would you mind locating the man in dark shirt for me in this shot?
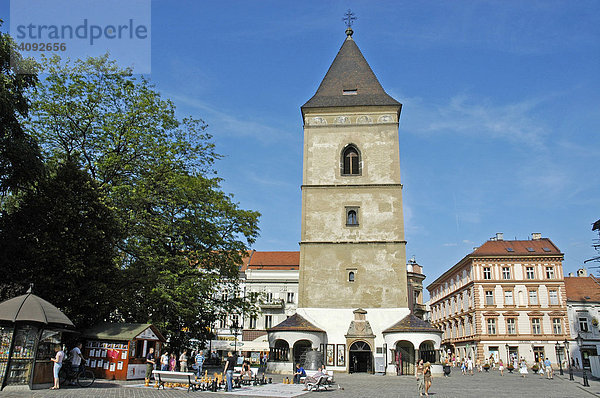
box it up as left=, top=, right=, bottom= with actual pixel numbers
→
left=145, top=347, right=156, bottom=383
left=223, top=351, right=236, bottom=391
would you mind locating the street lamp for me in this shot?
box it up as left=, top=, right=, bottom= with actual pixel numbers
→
left=576, top=333, right=590, bottom=387
left=565, top=338, right=574, bottom=381
left=230, top=320, right=241, bottom=354
left=555, top=341, right=563, bottom=376
left=505, top=344, right=509, bottom=364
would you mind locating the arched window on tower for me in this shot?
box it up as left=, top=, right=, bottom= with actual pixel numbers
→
left=347, top=210, right=358, bottom=225
left=342, top=145, right=360, bottom=175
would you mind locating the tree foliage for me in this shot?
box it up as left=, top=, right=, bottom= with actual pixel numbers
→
left=0, top=20, right=43, bottom=195
left=0, top=161, right=120, bottom=328
left=23, top=55, right=260, bottom=350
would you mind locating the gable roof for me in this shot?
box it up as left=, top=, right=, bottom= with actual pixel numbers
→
left=471, top=238, right=561, bottom=256
left=383, top=314, right=441, bottom=334
left=565, top=276, right=600, bottom=302
left=268, top=313, right=324, bottom=332
left=427, top=237, right=563, bottom=290
left=0, top=291, right=74, bottom=327
left=301, top=35, right=401, bottom=112
left=241, top=251, right=299, bottom=271
left=82, top=322, right=166, bottom=342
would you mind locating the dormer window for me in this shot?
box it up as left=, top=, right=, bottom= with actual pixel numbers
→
left=343, top=89, right=357, bottom=95
left=342, top=145, right=360, bottom=175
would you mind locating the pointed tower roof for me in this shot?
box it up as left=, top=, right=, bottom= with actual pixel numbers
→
left=302, top=34, right=401, bottom=113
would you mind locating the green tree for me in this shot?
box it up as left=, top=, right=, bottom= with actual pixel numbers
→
left=0, top=20, right=43, bottom=195
left=26, top=55, right=260, bottom=349
left=0, top=160, right=121, bottom=328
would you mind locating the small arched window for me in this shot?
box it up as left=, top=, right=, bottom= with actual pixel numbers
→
left=342, top=145, right=360, bottom=175
left=348, top=271, right=355, bottom=282
left=347, top=210, right=358, bottom=225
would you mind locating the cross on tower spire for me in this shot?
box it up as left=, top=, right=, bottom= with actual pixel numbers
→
left=342, top=9, right=357, bottom=37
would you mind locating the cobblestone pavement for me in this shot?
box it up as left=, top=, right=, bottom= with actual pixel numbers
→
left=1, top=369, right=599, bottom=398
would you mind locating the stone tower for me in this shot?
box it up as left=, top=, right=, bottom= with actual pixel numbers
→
left=298, top=29, right=408, bottom=309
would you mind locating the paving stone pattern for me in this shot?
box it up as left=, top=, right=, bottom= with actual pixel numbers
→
left=2, top=368, right=599, bottom=398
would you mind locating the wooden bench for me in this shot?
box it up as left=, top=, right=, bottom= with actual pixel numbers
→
left=152, top=370, right=199, bottom=392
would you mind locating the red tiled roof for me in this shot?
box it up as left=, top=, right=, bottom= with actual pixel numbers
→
left=472, top=238, right=561, bottom=256
left=565, top=276, right=600, bottom=302
left=240, top=251, right=300, bottom=271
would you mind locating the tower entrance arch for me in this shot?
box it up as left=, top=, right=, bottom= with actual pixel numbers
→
left=349, top=341, right=372, bottom=373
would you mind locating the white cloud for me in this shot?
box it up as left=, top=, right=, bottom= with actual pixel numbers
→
left=402, top=93, right=549, bottom=148
left=166, top=93, right=292, bottom=144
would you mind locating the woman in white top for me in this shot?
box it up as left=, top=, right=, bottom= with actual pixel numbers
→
left=519, top=359, right=528, bottom=378
left=50, top=344, right=65, bottom=389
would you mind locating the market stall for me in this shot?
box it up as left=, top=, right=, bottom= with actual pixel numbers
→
left=0, top=288, right=75, bottom=390
left=82, top=323, right=165, bottom=380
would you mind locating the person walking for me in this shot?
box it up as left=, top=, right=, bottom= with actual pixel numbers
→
left=224, top=351, right=236, bottom=392
left=476, top=358, right=482, bottom=372
left=145, top=347, right=156, bottom=384
left=498, top=359, right=504, bottom=376
left=195, top=350, right=205, bottom=378
left=415, top=359, right=425, bottom=397
left=467, top=356, right=474, bottom=375
left=179, top=350, right=188, bottom=372
left=50, top=344, right=64, bottom=390
left=160, top=351, right=169, bottom=371
left=544, top=357, right=553, bottom=379
left=519, top=358, right=528, bottom=378
left=424, top=362, right=432, bottom=397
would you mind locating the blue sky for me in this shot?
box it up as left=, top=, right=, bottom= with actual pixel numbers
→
left=2, top=1, right=599, bottom=293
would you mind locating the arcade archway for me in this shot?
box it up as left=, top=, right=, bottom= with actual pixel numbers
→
left=395, top=341, right=415, bottom=375
left=293, top=340, right=312, bottom=365
left=349, top=341, right=372, bottom=373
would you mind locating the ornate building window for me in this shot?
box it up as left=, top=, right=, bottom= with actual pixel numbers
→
left=553, top=318, right=562, bottom=334
left=483, top=267, right=491, bottom=280
left=546, top=266, right=555, bottom=279
left=529, top=290, right=538, bottom=305
left=342, top=145, right=360, bottom=175
left=531, top=318, right=542, bottom=334
left=502, top=267, right=511, bottom=280
left=487, top=318, right=497, bottom=335
left=485, top=290, right=494, bottom=306
left=504, top=290, right=514, bottom=306
left=526, top=266, right=535, bottom=279
left=506, top=318, right=516, bottom=334
left=579, top=317, right=589, bottom=332
left=549, top=290, right=559, bottom=305
left=265, top=315, right=273, bottom=329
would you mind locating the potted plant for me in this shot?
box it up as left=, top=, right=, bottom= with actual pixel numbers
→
left=483, top=363, right=490, bottom=372
left=531, top=364, right=539, bottom=373
left=507, top=364, right=514, bottom=373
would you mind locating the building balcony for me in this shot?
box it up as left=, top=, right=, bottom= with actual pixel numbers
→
left=260, top=299, right=285, bottom=309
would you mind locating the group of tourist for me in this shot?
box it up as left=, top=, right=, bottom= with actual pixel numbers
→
left=415, top=359, right=432, bottom=396
left=49, top=342, right=86, bottom=390
left=144, top=347, right=214, bottom=383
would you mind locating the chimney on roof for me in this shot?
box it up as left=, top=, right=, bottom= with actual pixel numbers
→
left=496, top=233, right=504, bottom=241
left=532, top=233, right=542, bottom=240
left=569, top=272, right=574, bottom=277
left=577, top=268, right=588, bottom=277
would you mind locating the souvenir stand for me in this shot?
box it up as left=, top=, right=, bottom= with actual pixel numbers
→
left=82, top=323, right=165, bottom=380
left=0, top=288, right=75, bottom=390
